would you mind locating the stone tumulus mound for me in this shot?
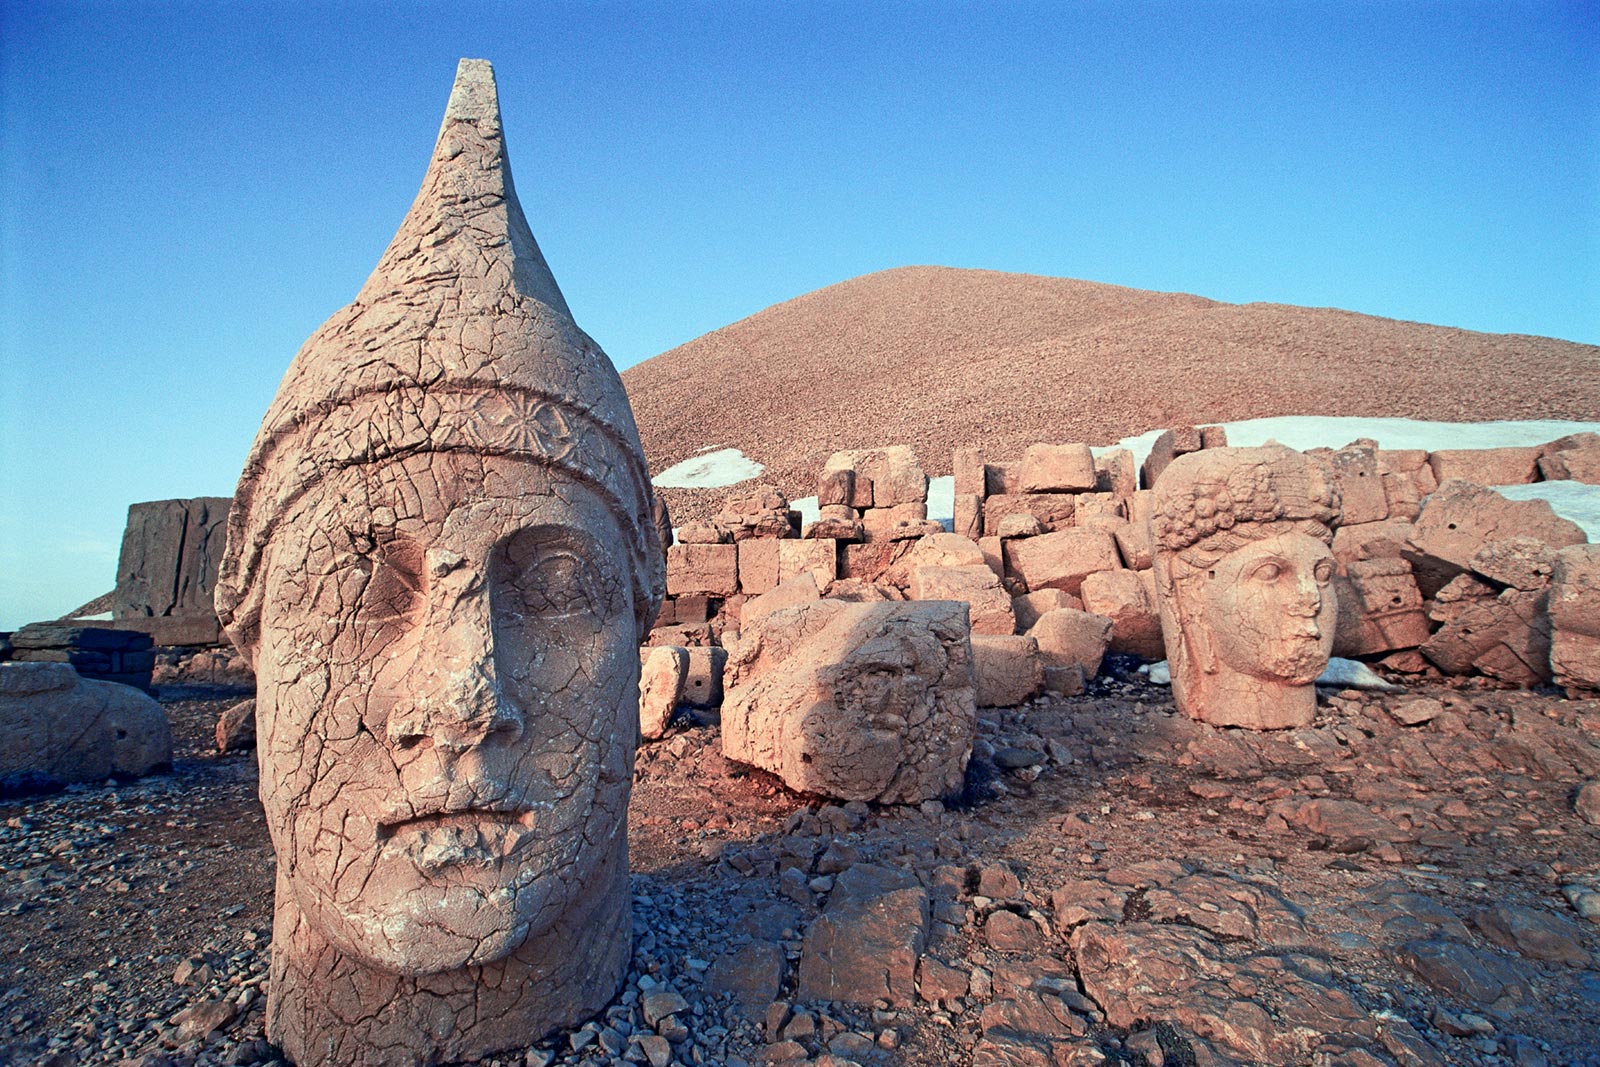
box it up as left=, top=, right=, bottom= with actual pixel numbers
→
left=1151, top=444, right=1342, bottom=730
left=0, top=662, right=171, bottom=794
left=212, top=59, right=663, bottom=1067
left=721, top=599, right=976, bottom=803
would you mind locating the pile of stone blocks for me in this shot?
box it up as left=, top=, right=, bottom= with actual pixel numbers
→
left=811, top=446, right=942, bottom=544
left=4, top=624, right=156, bottom=691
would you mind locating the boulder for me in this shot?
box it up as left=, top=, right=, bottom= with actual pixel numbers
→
left=215, top=698, right=257, bottom=753
left=1078, top=569, right=1164, bottom=660
left=1028, top=609, right=1112, bottom=677
left=1002, top=528, right=1120, bottom=595
left=1421, top=588, right=1552, bottom=686
left=1011, top=589, right=1084, bottom=633
left=0, top=662, right=171, bottom=792
left=1018, top=443, right=1096, bottom=493
left=910, top=565, right=1017, bottom=635
left=971, top=635, right=1043, bottom=707
left=638, top=646, right=689, bottom=741
left=721, top=600, right=975, bottom=803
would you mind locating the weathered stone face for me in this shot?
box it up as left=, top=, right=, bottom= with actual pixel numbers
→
left=213, top=58, right=661, bottom=1066
left=1151, top=445, right=1342, bottom=730
left=254, top=452, right=636, bottom=976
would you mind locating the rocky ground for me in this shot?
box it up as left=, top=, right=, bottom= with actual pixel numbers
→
left=3, top=667, right=1599, bottom=1067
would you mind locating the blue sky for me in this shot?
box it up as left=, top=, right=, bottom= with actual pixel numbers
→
left=1, top=1, right=1596, bottom=630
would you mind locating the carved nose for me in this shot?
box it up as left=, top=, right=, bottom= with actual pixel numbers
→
left=386, top=625, right=524, bottom=753
left=1287, top=574, right=1323, bottom=623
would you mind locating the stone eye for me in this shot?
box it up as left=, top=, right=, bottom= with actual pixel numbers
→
left=1314, top=559, right=1335, bottom=583
left=360, top=541, right=425, bottom=626
left=1251, top=562, right=1282, bottom=582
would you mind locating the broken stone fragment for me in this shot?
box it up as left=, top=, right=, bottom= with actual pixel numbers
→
left=1027, top=608, right=1113, bottom=677
left=1421, top=587, right=1552, bottom=686
left=1078, top=569, right=1164, bottom=660
left=910, top=564, right=1017, bottom=635
left=1010, top=588, right=1083, bottom=633
left=721, top=599, right=975, bottom=803
left=1550, top=544, right=1600, bottom=693
left=1406, top=480, right=1585, bottom=595
left=796, top=864, right=930, bottom=1007
left=1332, top=557, right=1431, bottom=657
left=639, top=646, right=689, bottom=741
left=1139, top=425, right=1204, bottom=491
left=1428, top=447, right=1541, bottom=486
left=741, top=572, right=822, bottom=627
left=1018, top=443, right=1097, bottom=493
left=971, top=634, right=1044, bottom=707
left=214, top=698, right=256, bottom=754
left=1002, top=528, right=1120, bottom=596
left=983, top=493, right=1076, bottom=535
left=0, top=662, right=172, bottom=791
left=824, top=446, right=928, bottom=507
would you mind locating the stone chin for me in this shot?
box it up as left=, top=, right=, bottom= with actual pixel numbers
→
left=286, top=833, right=575, bottom=975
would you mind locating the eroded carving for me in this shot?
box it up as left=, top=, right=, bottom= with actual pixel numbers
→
left=214, top=59, right=662, bottom=1066
left=1150, top=445, right=1342, bottom=730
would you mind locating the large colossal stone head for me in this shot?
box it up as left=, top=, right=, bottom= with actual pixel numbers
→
left=215, top=59, right=662, bottom=1066
left=1149, top=445, right=1341, bottom=730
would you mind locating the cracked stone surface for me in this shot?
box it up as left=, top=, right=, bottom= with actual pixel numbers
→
left=1151, top=445, right=1343, bottom=730
left=210, top=58, right=663, bottom=1066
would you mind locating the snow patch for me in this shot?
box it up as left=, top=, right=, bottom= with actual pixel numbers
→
left=1141, top=657, right=1401, bottom=692
left=1492, top=482, right=1600, bottom=540
left=653, top=448, right=765, bottom=489
left=1097, top=417, right=1599, bottom=469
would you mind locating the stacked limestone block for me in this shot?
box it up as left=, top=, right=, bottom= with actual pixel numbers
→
left=811, top=446, right=942, bottom=549
left=5, top=624, right=156, bottom=691
left=1550, top=545, right=1600, bottom=694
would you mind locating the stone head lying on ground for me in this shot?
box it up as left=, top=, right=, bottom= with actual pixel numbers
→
left=212, top=58, right=662, bottom=1067
left=1151, top=443, right=1343, bottom=730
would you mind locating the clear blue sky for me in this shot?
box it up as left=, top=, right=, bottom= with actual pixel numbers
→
left=1, top=1, right=1596, bottom=630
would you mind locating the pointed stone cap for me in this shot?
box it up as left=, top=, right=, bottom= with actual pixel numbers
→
left=359, top=57, right=571, bottom=318
left=216, top=59, right=663, bottom=652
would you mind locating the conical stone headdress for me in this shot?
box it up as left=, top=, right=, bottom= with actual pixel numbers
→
left=216, top=59, right=663, bottom=651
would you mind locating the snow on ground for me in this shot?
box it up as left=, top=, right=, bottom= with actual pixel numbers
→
left=1096, top=416, right=1600, bottom=470
left=1142, top=657, right=1401, bottom=692
left=653, top=448, right=765, bottom=489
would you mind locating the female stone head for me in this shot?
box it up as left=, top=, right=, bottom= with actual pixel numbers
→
left=1150, top=444, right=1342, bottom=729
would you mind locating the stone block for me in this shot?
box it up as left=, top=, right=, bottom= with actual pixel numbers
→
left=983, top=493, right=1076, bottom=534
left=825, top=446, right=928, bottom=507
left=778, top=539, right=837, bottom=588
left=971, top=634, right=1043, bottom=707
left=1332, top=518, right=1415, bottom=569
left=910, top=565, right=1016, bottom=635
left=1011, top=589, right=1084, bottom=632
left=1553, top=631, right=1600, bottom=694
left=683, top=646, right=729, bottom=709
left=1329, top=445, right=1388, bottom=525
left=978, top=536, right=1005, bottom=581
left=1428, top=447, right=1541, bottom=486
left=678, top=521, right=732, bottom=544
left=737, top=538, right=781, bottom=596
left=817, top=469, right=856, bottom=508
left=1028, top=609, right=1113, bottom=677
left=1470, top=536, right=1557, bottom=590
left=1199, top=425, right=1229, bottom=449
left=984, top=461, right=1021, bottom=497
left=742, top=573, right=823, bottom=627
left=1003, top=528, right=1121, bottom=595
left=666, top=543, right=739, bottom=597
left=1079, top=569, right=1164, bottom=660
left=797, top=864, right=930, bottom=1007
left=840, top=540, right=914, bottom=583
left=803, top=517, right=865, bottom=542
left=1550, top=544, right=1600, bottom=639
left=639, top=646, right=688, bottom=741
left=1139, top=426, right=1203, bottom=491
left=1019, top=443, right=1096, bottom=493
left=953, top=493, right=982, bottom=540
left=862, top=502, right=930, bottom=541
left=1094, top=448, right=1137, bottom=497
left=878, top=533, right=986, bottom=588
left=105, top=616, right=223, bottom=647
left=113, top=496, right=231, bottom=621
left=953, top=446, right=987, bottom=497
left=1406, top=480, right=1586, bottom=595
left=1332, top=558, right=1432, bottom=658
left=1538, top=434, right=1600, bottom=484
left=672, top=594, right=711, bottom=624
left=1075, top=492, right=1126, bottom=522
left=1421, top=588, right=1551, bottom=686
left=722, top=600, right=976, bottom=803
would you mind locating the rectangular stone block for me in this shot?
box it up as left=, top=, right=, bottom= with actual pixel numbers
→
left=1199, top=425, right=1229, bottom=449
left=683, top=645, right=729, bottom=709
left=1019, top=443, right=1097, bottom=493
left=953, top=493, right=983, bottom=540
left=1111, top=518, right=1153, bottom=571
left=1428, top=447, right=1541, bottom=486
left=113, top=496, right=231, bottom=620
left=779, top=539, right=837, bottom=588
left=910, top=564, right=1016, bottom=636
left=1011, top=588, right=1083, bottom=632
left=817, top=469, right=855, bottom=508
left=1094, top=448, right=1137, bottom=497
left=1078, top=568, right=1164, bottom=661
left=984, top=462, right=1021, bottom=498
left=861, top=504, right=929, bottom=542
left=1329, top=446, right=1388, bottom=525
left=666, top=543, right=739, bottom=597
left=1003, top=528, right=1121, bottom=596
left=737, top=538, right=781, bottom=596
left=825, top=447, right=927, bottom=506
left=1331, top=518, right=1415, bottom=570
left=105, top=616, right=223, bottom=647
left=1140, top=426, right=1203, bottom=491
left=841, top=540, right=913, bottom=583
left=953, top=447, right=987, bottom=498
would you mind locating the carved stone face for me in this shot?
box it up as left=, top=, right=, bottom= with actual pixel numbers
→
left=254, top=452, right=635, bottom=976
left=1202, top=532, right=1337, bottom=685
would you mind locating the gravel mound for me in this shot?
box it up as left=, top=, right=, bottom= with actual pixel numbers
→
left=621, top=266, right=1600, bottom=520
